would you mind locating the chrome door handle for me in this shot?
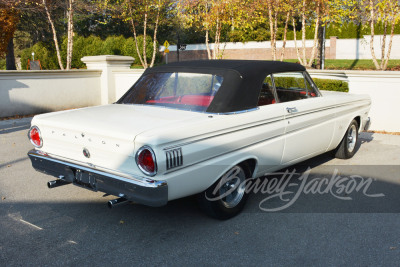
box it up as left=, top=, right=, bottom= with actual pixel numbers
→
left=286, top=107, right=298, bottom=113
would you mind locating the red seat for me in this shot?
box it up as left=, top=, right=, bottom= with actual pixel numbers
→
left=179, top=95, right=214, bottom=107
left=146, top=95, right=214, bottom=107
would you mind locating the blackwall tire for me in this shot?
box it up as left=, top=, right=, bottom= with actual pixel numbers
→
left=334, top=119, right=359, bottom=159
left=197, top=164, right=251, bottom=220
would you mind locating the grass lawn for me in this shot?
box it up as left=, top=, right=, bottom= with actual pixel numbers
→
left=324, top=59, right=400, bottom=70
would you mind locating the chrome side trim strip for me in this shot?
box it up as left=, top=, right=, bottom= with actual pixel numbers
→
left=163, top=116, right=285, bottom=150
left=164, top=131, right=285, bottom=175
left=163, top=100, right=370, bottom=151
left=164, top=101, right=370, bottom=174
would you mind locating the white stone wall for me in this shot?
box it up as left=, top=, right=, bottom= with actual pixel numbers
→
left=0, top=70, right=102, bottom=118
left=1, top=56, right=398, bottom=132
left=162, top=34, right=400, bottom=60
left=335, top=35, right=400, bottom=60
left=309, top=70, right=400, bottom=132
left=162, top=39, right=331, bottom=52
left=113, top=69, right=145, bottom=100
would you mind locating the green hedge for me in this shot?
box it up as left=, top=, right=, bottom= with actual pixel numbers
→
left=270, top=76, right=349, bottom=93
left=229, top=21, right=400, bottom=42
left=20, top=35, right=160, bottom=69
left=0, top=58, right=5, bottom=69
left=21, top=42, right=59, bottom=70
left=313, top=78, right=349, bottom=92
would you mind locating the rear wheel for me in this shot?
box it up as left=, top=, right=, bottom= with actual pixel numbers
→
left=334, top=119, right=359, bottom=159
left=197, top=164, right=251, bottom=220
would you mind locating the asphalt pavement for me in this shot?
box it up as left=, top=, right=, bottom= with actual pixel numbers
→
left=0, top=117, right=399, bottom=266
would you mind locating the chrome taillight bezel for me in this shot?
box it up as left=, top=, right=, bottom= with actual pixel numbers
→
left=135, top=146, right=157, bottom=176
left=28, top=125, right=43, bottom=148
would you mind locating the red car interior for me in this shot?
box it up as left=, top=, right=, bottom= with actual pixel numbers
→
left=146, top=95, right=214, bottom=107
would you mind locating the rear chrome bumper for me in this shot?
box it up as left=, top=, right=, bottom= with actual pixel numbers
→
left=27, top=149, right=168, bottom=207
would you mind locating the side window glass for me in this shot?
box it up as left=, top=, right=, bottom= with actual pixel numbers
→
left=258, top=74, right=276, bottom=106
left=273, top=72, right=314, bottom=103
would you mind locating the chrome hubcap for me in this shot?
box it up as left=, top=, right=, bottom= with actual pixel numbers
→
left=219, top=166, right=246, bottom=208
left=347, top=125, right=357, bottom=153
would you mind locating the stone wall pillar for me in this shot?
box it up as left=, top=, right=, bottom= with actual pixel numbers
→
left=329, top=37, right=337, bottom=60
left=81, top=55, right=134, bottom=104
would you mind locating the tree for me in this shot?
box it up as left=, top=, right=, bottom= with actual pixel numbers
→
left=66, top=0, right=75, bottom=69
left=253, top=0, right=294, bottom=61
left=182, top=0, right=242, bottom=59
left=22, top=0, right=77, bottom=70
left=0, top=3, right=19, bottom=69
left=101, top=0, right=167, bottom=69
left=42, top=0, right=64, bottom=69
left=279, top=0, right=294, bottom=61
left=361, top=0, right=400, bottom=70
left=292, top=0, right=326, bottom=67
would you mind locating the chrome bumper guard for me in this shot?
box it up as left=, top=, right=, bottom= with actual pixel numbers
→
left=28, top=149, right=168, bottom=207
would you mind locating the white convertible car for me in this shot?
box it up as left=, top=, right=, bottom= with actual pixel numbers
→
left=28, top=60, right=371, bottom=219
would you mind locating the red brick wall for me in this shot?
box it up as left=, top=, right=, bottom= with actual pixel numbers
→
left=162, top=37, right=337, bottom=63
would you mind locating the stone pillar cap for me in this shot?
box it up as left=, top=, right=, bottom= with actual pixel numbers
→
left=81, top=55, right=135, bottom=63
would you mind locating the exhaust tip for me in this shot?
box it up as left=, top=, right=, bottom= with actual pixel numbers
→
left=47, top=180, right=57, bottom=188
left=47, top=179, right=69, bottom=188
left=108, top=198, right=128, bottom=209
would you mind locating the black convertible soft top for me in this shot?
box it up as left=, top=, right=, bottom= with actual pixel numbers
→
left=143, top=60, right=306, bottom=113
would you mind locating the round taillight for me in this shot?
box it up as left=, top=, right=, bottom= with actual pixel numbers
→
left=29, top=126, right=43, bottom=148
left=136, top=146, right=157, bottom=176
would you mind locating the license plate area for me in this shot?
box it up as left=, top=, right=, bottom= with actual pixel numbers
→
left=74, top=169, right=97, bottom=190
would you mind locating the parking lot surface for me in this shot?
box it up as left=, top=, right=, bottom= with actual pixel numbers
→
left=1, top=117, right=399, bottom=266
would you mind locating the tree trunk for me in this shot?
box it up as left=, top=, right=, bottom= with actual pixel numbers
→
left=307, top=2, right=320, bottom=67
left=293, top=18, right=304, bottom=65
left=383, top=19, right=396, bottom=70
left=301, top=0, right=307, bottom=65
left=142, top=12, right=148, bottom=69
left=43, top=0, right=64, bottom=70
left=369, top=0, right=381, bottom=70
left=380, top=18, right=387, bottom=69
left=273, top=11, right=278, bottom=60
left=205, top=29, right=211, bottom=60
left=268, top=2, right=276, bottom=60
left=128, top=2, right=145, bottom=67
left=66, top=0, right=74, bottom=70
left=213, top=18, right=220, bottom=59
left=280, top=11, right=290, bottom=61
left=150, top=7, right=160, bottom=68
left=6, top=37, right=16, bottom=70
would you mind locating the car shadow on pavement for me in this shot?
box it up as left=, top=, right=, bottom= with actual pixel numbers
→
left=0, top=118, right=32, bottom=135
left=246, top=165, right=400, bottom=214
left=359, top=131, right=374, bottom=144
left=0, top=157, right=29, bottom=169
left=0, top=167, right=399, bottom=265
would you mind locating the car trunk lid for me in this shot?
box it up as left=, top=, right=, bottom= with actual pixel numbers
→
left=32, top=104, right=203, bottom=174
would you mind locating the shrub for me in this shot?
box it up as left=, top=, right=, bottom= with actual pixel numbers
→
left=20, top=42, right=58, bottom=70
left=313, top=78, right=349, bottom=92
left=83, top=35, right=103, bottom=56
left=0, top=58, right=5, bottom=70
left=101, top=35, right=126, bottom=55
left=20, top=35, right=161, bottom=69
left=122, top=35, right=160, bottom=65
left=268, top=76, right=349, bottom=93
